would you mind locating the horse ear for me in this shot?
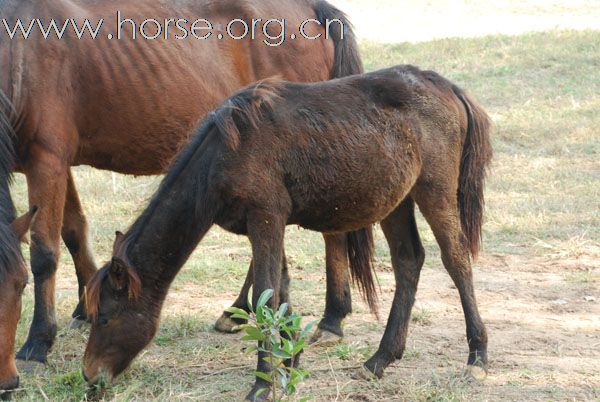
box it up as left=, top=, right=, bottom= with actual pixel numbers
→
left=108, top=257, right=129, bottom=291
left=113, top=231, right=125, bottom=254
left=108, top=256, right=141, bottom=299
left=11, top=206, right=39, bottom=244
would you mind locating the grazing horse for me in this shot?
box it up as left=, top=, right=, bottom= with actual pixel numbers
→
left=83, top=64, right=493, bottom=401
left=0, top=94, right=37, bottom=396
left=0, top=0, right=366, bottom=364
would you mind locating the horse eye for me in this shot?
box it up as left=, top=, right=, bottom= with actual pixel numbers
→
left=98, top=317, right=109, bottom=326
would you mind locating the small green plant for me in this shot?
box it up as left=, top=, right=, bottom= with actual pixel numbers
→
left=226, top=289, right=314, bottom=401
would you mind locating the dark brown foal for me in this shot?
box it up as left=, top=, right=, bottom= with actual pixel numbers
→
left=82, top=64, right=492, bottom=401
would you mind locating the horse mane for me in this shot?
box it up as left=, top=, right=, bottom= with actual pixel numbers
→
left=212, top=78, right=284, bottom=151
left=0, top=90, right=21, bottom=281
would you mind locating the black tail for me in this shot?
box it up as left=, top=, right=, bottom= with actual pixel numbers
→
left=347, top=227, right=378, bottom=316
left=452, top=85, right=493, bottom=259
left=313, top=0, right=364, bottom=78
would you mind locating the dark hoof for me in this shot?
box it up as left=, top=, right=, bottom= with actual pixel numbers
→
left=15, top=359, right=44, bottom=375
left=363, top=355, right=387, bottom=379
left=214, top=314, right=244, bottom=334
left=245, top=384, right=270, bottom=401
left=466, top=364, right=488, bottom=381
left=68, top=317, right=89, bottom=330
left=1, top=390, right=14, bottom=401
left=16, top=340, right=50, bottom=364
left=309, top=328, right=343, bottom=346
left=352, top=365, right=380, bottom=381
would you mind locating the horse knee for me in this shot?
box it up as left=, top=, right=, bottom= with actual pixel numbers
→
left=30, top=238, right=58, bottom=279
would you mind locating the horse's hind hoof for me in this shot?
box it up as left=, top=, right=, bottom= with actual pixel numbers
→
left=466, top=364, right=487, bottom=381
left=214, top=314, right=243, bottom=334
left=352, top=365, right=379, bottom=381
left=309, top=328, right=343, bottom=346
left=68, top=317, right=89, bottom=330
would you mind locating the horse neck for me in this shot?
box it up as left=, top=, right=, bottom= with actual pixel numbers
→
left=124, top=132, right=221, bottom=291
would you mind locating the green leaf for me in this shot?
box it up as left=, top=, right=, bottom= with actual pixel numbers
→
left=292, top=340, right=305, bottom=355
left=244, top=345, right=258, bottom=355
left=257, top=289, right=274, bottom=309
left=242, top=326, right=265, bottom=341
left=300, top=320, right=317, bottom=339
left=271, top=348, right=292, bottom=359
left=247, top=286, right=254, bottom=312
left=254, top=371, right=273, bottom=383
left=276, top=303, right=289, bottom=319
left=282, top=338, right=294, bottom=355
left=224, top=307, right=249, bottom=318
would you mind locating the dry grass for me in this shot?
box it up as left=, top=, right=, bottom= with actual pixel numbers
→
left=7, top=22, right=599, bottom=402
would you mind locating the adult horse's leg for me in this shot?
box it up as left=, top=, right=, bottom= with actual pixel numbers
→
left=363, top=199, right=425, bottom=378
left=246, top=211, right=285, bottom=402
left=310, top=233, right=351, bottom=345
left=62, top=170, right=97, bottom=328
left=16, top=149, right=68, bottom=363
left=416, top=192, right=488, bottom=379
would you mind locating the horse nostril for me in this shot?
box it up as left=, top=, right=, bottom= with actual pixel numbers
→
left=82, top=369, right=89, bottom=383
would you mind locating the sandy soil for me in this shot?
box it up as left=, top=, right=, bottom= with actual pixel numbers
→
left=147, top=252, right=600, bottom=401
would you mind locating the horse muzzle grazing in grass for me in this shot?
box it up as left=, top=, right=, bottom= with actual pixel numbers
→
left=83, top=64, right=492, bottom=401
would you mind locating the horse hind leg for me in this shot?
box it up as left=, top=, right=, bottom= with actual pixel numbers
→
left=415, top=190, right=488, bottom=379
left=310, top=233, right=351, bottom=346
left=363, top=198, right=425, bottom=378
left=61, top=170, right=98, bottom=329
left=214, top=261, right=254, bottom=333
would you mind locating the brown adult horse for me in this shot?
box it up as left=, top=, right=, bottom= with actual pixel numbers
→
left=0, top=93, right=37, bottom=397
left=83, top=64, right=493, bottom=400
left=0, top=0, right=366, bottom=364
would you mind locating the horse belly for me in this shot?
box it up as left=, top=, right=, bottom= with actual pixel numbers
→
left=288, top=153, right=420, bottom=233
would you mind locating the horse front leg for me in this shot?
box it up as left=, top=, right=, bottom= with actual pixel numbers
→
left=16, top=147, right=68, bottom=363
left=62, top=170, right=97, bottom=328
left=245, top=211, right=285, bottom=402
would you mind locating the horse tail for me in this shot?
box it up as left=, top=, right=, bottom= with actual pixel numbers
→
left=347, top=228, right=378, bottom=316
left=313, top=1, right=364, bottom=78
left=452, top=85, right=493, bottom=259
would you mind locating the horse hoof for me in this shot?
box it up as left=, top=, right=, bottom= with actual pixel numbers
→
left=309, top=328, right=343, bottom=346
left=16, top=341, right=49, bottom=364
left=214, top=314, right=243, bottom=334
left=245, top=385, right=269, bottom=401
left=15, top=359, right=44, bottom=375
left=352, top=365, right=379, bottom=381
left=68, top=317, right=89, bottom=330
left=466, top=365, right=487, bottom=381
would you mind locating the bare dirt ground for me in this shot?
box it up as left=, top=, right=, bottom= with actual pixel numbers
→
left=149, top=251, right=600, bottom=401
